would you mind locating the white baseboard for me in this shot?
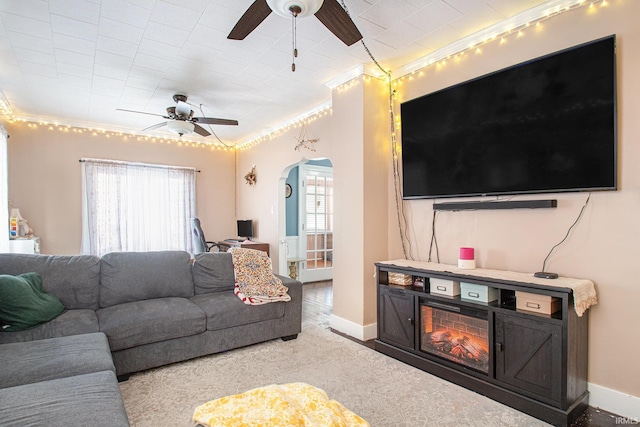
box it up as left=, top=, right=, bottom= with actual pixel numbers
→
left=329, top=315, right=377, bottom=341
left=589, top=382, right=640, bottom=420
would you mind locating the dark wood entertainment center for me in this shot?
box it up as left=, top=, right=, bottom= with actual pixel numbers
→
left=375, top=260, right=593, bottom=427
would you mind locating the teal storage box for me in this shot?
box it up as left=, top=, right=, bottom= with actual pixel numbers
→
left=460, top=282, right=498, bottom=303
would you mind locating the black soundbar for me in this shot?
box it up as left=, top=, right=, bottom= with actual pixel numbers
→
left=433, top=199, right=557, bottom=211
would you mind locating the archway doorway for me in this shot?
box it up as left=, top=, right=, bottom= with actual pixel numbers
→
left=278, top=159, right=333, bottom=284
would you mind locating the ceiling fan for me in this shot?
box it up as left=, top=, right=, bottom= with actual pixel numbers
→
left=228, top=0, right=363, bottom=46
left=116, top=94, right=238, bottom=137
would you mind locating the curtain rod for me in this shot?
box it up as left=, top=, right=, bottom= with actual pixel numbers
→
left=79, top=158, right=200, bottom=173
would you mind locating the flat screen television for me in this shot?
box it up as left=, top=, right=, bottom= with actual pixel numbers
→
left=400, top=35, right=617, bottom=200
left=237, top=220, right=253, bottom=240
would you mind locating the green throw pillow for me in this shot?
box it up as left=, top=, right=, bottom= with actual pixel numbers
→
left=0, top=273, right=65, bottom=332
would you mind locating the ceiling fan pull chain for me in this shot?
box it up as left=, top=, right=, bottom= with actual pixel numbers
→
left=291, top=13, right=298, bottom=72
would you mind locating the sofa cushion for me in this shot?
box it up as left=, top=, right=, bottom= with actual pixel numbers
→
left=0, top=333, right=115, bottom=389
left=191, top=291, right=286, bottom=331
left=0, top=273, right=65, bottom=331
left=97, top=297, right=206, bottom=351
left=0, top=254, right=100, bottom=310
left=0, top=371, right=129, bottom=427
left=192, top=252, right=235, bottom=294
left=0, top=309, right=99, bottom=345
left=100, top=251, right=194, bottom=308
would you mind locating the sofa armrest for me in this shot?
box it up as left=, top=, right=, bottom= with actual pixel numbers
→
left=275, top=275, right=302, bottom=336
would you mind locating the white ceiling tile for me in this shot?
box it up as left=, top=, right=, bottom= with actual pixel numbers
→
left=443, top=4, right=504, bottom=39
left=375, top=21, right=424, bottom=50
left=56, top=62, right=94, bottom=79
left=93, top=63, right=131, bottom=80
left=187, top=24, right=230, bottom=51
left=138, top=38, right=180, bottom=59
left=50, top=14, right=98, bottom=41
left=98, top=18, right=145, bottom=44
left=49, top=0, right=101, bottom=24
left=359, top=0, right=420, bottom=30
left=101, top=0, right=153, bottom=29
left=126, top=0, right=158, bottom=10
left=0, top=1, right=50, bottom=22
left=126, top=75, right=162, bottom=91
left=14, top=48, right=56, bottom=66
left=2, top=14, right=52, bottom=39
left=199, top=3, right=247, bottom=34
left=95, top=51, right=135, bottom=70
left=150, top=1, right=202, bottom=28
left=52, top=33, right=96, bottom=55
left=444, top=0, right=491, bottom=14
left=133, top=52, right=175, bottom=72
left=58, top=74, right=92, bottom=91
left=8, top=32, right=55, bottom=54
left=142, top=20, right=190, bottom=47
left=55, top=49, right=94, bottom=68
left=97, top=36, right=138, bottom=58
left=405, top=0, right=463, bottom=33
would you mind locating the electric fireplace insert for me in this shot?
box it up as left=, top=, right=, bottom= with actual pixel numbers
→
left=420, top=299, right=489, bottom=373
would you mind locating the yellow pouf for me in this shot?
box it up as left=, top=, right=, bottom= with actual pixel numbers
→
left=193, top=382, right=369, bottom=427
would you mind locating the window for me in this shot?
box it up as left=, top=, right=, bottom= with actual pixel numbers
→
left=81, top=158, right=196, bottom=257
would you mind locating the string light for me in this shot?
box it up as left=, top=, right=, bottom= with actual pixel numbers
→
left=236, top=105, right=333, bottom=150
left=393, top=0, right=612, bottom=83
left=12, top=119, right=235, bottom=152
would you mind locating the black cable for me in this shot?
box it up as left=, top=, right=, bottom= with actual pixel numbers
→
left=338, top=0, right=416, bottom=260
left=540, top=193, right=591, bottom=272
left=428, top=209, right=439, bottom=263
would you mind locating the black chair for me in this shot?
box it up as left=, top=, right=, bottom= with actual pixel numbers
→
left=191, top=218, right=220, bottom=254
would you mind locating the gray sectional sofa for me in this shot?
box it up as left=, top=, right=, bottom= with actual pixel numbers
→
left=0, top=250, right=302, bottom=426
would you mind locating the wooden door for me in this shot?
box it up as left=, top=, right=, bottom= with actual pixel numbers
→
left=379, top=286, right=415, bottom=350
left=494, top=313, right=563, bottom=404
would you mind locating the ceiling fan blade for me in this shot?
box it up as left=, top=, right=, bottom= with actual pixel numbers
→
left=141, top=122, right=168, bottom=132
left=193, top=117, right=239, bottom=126
left=228, top=0, right=272, bottom=40
left=193, top=124, right=211, bottom=137
left=116, top=108, right=167, bottom=118
left=314, top=0, right=363, bottom=46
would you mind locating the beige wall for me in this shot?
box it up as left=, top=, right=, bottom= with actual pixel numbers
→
left=4, top=122, right=236, bottom=254
left=391, top=3, right=640, bottom=398
left=236, top=76, right=389, bottom=333
left=235, top=114, right=335, bottom=272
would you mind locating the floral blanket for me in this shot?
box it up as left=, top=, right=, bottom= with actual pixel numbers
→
left=193, top=382, right=370, bottom=427
left=230, top=247, right=291, bottom=305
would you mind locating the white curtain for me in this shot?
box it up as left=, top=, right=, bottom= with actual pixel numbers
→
left=81, top=158, right=196, bottom=257
left=0, top=125, right=8, bottom=253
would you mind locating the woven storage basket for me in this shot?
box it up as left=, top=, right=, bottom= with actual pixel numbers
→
left=389, top=272, right=413, bottom=286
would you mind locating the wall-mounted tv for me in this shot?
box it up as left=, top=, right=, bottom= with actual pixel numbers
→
left=400, top=35, right=617, bottom=200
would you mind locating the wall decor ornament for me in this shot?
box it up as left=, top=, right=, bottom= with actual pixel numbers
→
left=245, top=165, right=257, bottom=185
left=294, top=124, right=318, bottom=152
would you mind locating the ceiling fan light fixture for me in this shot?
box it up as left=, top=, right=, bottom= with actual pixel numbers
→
left=266, top=0, right=324, bottom=18
left=167, top=120, right=195, bottom=136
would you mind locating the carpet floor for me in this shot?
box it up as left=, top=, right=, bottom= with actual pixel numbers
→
left=119, top=324, right=552, bottom=426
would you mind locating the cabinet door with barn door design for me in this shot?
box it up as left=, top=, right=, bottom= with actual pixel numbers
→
left=378, top=286, right=415, bottom=351
left=494, top=312, right=563, bottom=406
